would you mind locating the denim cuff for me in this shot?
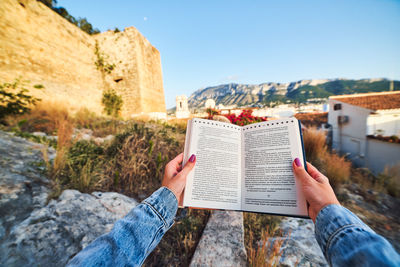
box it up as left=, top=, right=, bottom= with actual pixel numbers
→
left=143, top=187, right=178, bottom=228
left=315, top=204, right=372, bottom=258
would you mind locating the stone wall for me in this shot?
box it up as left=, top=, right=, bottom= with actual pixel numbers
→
left=96, top=28, right=165, bottom=117
left=0, top=0, right=166, bottom=118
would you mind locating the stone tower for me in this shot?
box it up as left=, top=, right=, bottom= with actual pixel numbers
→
left=0, top=0, right=166, bottom=119
left=176, top=95, right=190, bottom=119
left=95, top=28, right=166, bottom=119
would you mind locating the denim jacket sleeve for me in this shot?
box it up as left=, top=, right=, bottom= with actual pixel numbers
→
left=315, top=204, right=400, bottom=267
left=67, top=187, right=178, bottom=267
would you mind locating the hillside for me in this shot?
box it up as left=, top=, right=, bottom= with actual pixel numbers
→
left=187, top=78, right=400, bottom=109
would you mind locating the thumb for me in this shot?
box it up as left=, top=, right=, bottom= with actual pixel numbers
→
left=292, top=158, right=314, bottom=186
left=177, top=154, right=196, bottom=179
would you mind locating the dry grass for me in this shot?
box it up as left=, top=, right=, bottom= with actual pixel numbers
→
left=91, top=123, right=184, bottom=199
left=51, top=118, right=74, bottom=177
left=166, top=118, right=189, bottom=131
left=303, top=128, right=351, bottom=189
left=302, top=127, right=327, bottom=164
left=248, top=228, right=288, bottom=267
left=4, top=102, right=209, bottom=266
left=380, top=164, right=400, bottom=197
left=144, top=209, right=210, bottom=267
left=5, top=101, right=71, bottom=135
left=244, top=212, right=284, bottom=267
left=74, top=107, right=122, bottom=137
left=73, top=108, right=99, bottom=128
left=247, top=226, right=290, bottom=267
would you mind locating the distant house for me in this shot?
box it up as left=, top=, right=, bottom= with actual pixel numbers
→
left=328, top=91, right=400, bottom=174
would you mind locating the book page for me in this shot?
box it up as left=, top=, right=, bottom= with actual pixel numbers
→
left=241, top=119, right=308, bottom=216
left=183, top=119, right=242, bottom=210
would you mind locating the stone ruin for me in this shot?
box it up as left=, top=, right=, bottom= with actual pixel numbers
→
left=0, top=0, right=166, bottom=119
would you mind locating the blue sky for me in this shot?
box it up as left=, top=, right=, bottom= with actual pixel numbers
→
left=58, top=0, right=400, bottom=108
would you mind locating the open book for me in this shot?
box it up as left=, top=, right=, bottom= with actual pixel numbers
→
left=182, top=118, right=309, bottom=218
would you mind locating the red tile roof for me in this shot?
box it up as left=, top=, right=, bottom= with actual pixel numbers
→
left=330, top=91, right=400, bottom=111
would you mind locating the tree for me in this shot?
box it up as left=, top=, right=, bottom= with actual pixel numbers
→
left=37, top=0, right=57, bottom=8
left=101, top=89, right=123, bottom=118
left=38, top=0, right=100, bottom=35
left=77, top=18, right=100, bottom=35
left=0, top=79, right=42, bottom=122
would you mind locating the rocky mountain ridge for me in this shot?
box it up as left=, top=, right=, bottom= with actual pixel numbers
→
left=187, top=78, right=399, bottom=109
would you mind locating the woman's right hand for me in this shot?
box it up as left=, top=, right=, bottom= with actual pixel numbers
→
left=292, top=158, right=340, bottom=222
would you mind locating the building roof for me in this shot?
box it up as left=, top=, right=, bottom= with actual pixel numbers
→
left=330, top=91, right=400, bottom=111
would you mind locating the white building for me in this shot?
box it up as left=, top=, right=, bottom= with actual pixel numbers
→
left=205, top=99, right=216, bottom=109
left=328, top=91, right=400, bottom=174
left=175, top=95, right=190, bottom=119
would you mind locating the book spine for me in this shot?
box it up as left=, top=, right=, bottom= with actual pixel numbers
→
left=298, top=120, right=308, bottom=172
left=183, top=120, right=192, bottom=166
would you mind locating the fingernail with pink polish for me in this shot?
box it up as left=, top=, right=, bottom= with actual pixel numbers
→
left=189, top=154, right=196, bottom=163
left=294, top=158, right=302, bottom=167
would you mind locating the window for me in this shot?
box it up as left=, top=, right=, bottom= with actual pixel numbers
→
left=334, top=103, right=342, bottom=110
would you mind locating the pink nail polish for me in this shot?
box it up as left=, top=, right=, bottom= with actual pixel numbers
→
left=189, top=154, right=196, bottom=163
left=294, top=158, right=302, bottom=167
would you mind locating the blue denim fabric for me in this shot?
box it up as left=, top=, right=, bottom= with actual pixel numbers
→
left=68, top=189, right=399, bottom=267
left=67, top=187, right=178, bottom=267
left=315, top=204, right=400, bottom=267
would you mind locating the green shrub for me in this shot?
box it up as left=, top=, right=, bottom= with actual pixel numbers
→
left=51, top=121, right=185, bottom=200
left=56, top=140, right=104, bottom=192
left=102, top=123, right=181, bottom=199
left=101, top=89, right=123, bottom=117
left=94, top=42, right=116, bottom=74
left=0, top=79, right=42, bottom=122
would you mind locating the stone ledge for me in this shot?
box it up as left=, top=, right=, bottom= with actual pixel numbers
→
left=190, top=210, right=247, bottom=267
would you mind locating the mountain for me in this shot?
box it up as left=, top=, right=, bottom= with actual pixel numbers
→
left=187, top=78, right=400, bottom=109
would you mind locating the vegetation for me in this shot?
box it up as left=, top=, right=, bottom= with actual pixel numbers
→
left=2, top=101, right=207, bottom=265
left=37, top=0, right=100, bottom=35
left=0, top=79, right=43, bottom=123
left=264, top=93, right=288, bottom=107
left=94, top=42, right=116, bottom=74
left=2, top=94, right=398, bottom=265
left=144, top=208, right=210, bottom=266
left=244, top=213, right=285, bottom=267
left=378, top=164, right=400, bottom=197
left=285, top=79, right=399, bottom=104
left=225, top=109, right=267, bottom=126
left=191, top=79, right=400, bottom=108
left=205, top=108, right=219, bottom=119
left=247, top=227, right=287, bottom=267
left=94, top=41, right=121, bottom=118
left=102, top=89, right=123, bottom=117
left=302, top=128, right=351, bottom=189
left=53, top=120, right=208, bottom=266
